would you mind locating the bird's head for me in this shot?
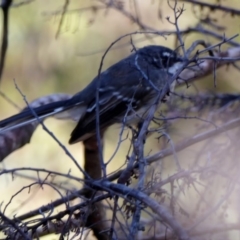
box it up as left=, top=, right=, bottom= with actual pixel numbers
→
left=137, top=45, right=185, bottom=74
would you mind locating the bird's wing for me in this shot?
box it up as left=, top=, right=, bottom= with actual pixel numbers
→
left=69, top=68, right=164, bottom=144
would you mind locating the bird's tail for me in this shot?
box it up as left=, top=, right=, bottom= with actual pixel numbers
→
left=0, top=100, right=75, bottom=132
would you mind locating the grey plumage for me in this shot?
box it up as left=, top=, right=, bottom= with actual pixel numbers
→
left=0, top=45, right=185, bottom=143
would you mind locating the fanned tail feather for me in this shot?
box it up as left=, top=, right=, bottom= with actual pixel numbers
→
left=0, top=100, right=71, bottom=132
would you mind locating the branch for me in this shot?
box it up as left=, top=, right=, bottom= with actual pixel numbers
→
left=178, top=46, right=240, bottom=84
left=147, top=115, right=240, bottom=164
left=0, top=0, right=12, bottom=85
left=178, top=0, right=240, bottom=16
left=92, top=180, right=192, bottom=240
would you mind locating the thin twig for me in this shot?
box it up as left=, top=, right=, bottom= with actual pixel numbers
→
left=0, top=0, right=12, bottom=85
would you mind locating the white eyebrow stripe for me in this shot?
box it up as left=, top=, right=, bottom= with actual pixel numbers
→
left=162, top=52, right=171, bottom=57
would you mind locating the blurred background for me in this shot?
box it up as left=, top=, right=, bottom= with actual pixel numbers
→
left=0, top=0, right=240, bottom=239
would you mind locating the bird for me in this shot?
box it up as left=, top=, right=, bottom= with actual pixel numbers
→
left=0, top=45, right=185, bottom=144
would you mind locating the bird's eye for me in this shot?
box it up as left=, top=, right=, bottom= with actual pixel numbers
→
left=161, top=55, right=173, bottom=67
left=150, top=51, right=177, bottom=68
